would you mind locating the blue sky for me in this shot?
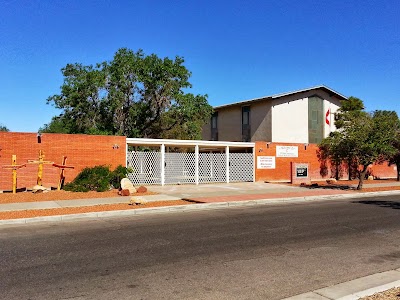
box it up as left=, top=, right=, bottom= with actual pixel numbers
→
left=1, top=0, right=399, bottom=132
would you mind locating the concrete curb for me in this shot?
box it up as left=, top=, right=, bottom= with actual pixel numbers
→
left=283, top=269, right=400, bottom=300
left=1, top=189, right=400, bottom=226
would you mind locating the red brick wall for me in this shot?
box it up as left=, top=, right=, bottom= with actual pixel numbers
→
left=368, top=163, right=398, bottom=179
left=255, top=141, right=397, bottom=182
left=0, top=132, right=126, bottom=191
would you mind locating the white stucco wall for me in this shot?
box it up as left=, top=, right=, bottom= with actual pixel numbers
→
left=271, top=97, right=308, bottom=143
left=323, top=99, right=341, bottom=137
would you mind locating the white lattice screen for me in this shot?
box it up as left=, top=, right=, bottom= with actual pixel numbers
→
left=199, top=153, right=227, bottom=183
left=165, top=152, right=196, bottom=185
left=127, top=149, right=253, bottom=185
left=127, top=151, right=161, bottom=185
left=229, top=153, right=254, bottom=182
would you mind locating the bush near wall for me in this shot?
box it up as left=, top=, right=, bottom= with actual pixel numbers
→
left=0, top=132, right=126, bottom=191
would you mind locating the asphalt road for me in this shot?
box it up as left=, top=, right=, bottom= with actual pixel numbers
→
left=1, top=195, right=400, bottom=300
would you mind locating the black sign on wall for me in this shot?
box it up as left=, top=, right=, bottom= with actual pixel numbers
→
left=296, top=165, right=308, bottom=178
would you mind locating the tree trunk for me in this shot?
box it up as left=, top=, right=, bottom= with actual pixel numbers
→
left=357, top=165, right=368, bottom=190
left=335, top=160, right=340, bottom=181
left=347, top=158, right=353, bottom=180
left=397, top=162, right=400, bottom=181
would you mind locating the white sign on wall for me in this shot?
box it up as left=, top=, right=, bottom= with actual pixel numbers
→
left=276, top=146, right=298, bottom=157
left=257, top=156, right=276, bottom=169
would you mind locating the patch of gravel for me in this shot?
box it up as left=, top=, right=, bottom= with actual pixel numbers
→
left=0, top=189, right=157, bottom=204
left=0, top=200, right=193, bottom=220
left=359, top=287, right=400, bottom=300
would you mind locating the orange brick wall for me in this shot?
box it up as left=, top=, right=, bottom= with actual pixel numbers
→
left=0, top=132, right=126, bottom=191
left=255, top=141, right=397, bottom=182
left=368, top=163, right=398, bottom=179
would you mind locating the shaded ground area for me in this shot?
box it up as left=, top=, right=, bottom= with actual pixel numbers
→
left=300, top=179, right=400, bottom=192
left=353, top=200, right=400, bottom=210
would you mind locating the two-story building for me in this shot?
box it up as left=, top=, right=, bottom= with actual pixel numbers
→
left=202, top=85, right=347, bottom=144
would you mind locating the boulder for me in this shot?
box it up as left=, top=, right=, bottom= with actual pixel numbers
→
left=136, top=186, right=147, bottom=193
left=32, top=185, right=48, bottom=193
left=130, top=196, right=148, bottom=205
left=118, top=189, right=131, bottom=196
left=326, top=178, right=337, bottom=184
left=367, top=175, right=374, bottom=181
left=120, top=178, right=136, bottom=194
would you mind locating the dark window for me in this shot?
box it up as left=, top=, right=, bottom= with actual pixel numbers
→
left=242, top=106, right=251, bottom=142
left=308, top=96, right=324, bottom=143
left=211, top=112, right=218, bottom=141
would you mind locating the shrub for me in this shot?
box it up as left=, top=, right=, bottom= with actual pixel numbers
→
left=64, top=165, right=132, bottom=192
left=110, top=165, right=132, bottom=189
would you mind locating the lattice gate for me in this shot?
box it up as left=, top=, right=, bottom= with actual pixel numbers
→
left=229, top=153, right=254, bottom=182
left=165, top=152, right=196, bottom=185
left=127, top=151, right=162, bottom=185
left=127, top=147, right=254, bottom=185
left=199, top=153, right=227, bottom=183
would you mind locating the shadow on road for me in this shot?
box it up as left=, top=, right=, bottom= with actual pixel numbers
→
left=352, top=200, right=400, bottom=209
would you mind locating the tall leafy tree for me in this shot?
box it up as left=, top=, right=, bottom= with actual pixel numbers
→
left=320, top=108, right=399, bottom=190
left=388, top=122, right=400, bottom=181
left=104, top=48, right=143, bottom=136
left=334, top=96, right=366, bottom=179
left=43, top=48, right=212, bottom=139
left=44, top=63, right=108, bottom=134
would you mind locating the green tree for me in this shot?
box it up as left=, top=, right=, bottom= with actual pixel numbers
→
left=320, top=109, right=399, bottom=190
left=334, top=96, right=366, bottom=179
left=0, top=124, right=9, bottom=131
left=44, top=63, right=108, bottom=135
left=388, top=124, right=400, bottom=181
left=44, top=48, right=212, bottom=139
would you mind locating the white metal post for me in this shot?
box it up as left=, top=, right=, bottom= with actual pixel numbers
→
left=125, top=143, right=128, bottom=168
left=226, top=146, right=230, bottom=183
left=252, top=147, right=256, bottom=182
left=195, top=145, right=199, bottom=185
left=161, top=144, right=165, bottom=186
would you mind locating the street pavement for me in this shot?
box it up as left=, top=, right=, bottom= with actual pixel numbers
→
left=1, top=194, right=400, bottom=299
left=1, top=181, right=400, bottom=299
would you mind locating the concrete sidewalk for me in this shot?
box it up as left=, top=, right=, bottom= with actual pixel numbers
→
left=0, top=181, right=399, bottom=213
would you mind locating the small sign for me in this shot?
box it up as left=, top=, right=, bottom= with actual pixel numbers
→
left=257, top=156, right=275, bottom=169
left=296, top=165, right=308, bottom=178
left=276, top=146, right=298, bottom=158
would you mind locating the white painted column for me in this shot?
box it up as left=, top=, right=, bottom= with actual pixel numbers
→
left=161, top=144, right=165, bottom=186
left=252, top=147, right=256, bottom=182
left=125, top=143, right=128, bottom=168
left=195, top=145, right=199, bottom=185
left=226, top=146, right=230, bottom=183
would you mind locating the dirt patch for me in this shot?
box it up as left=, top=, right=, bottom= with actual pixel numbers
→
left=0, top=200, right=192, bottom=220
left=0, top=189, right=158, bottom=204
left=358, top=186, right=400, bottom=192
left=297, top=179, right=400, bottom=193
